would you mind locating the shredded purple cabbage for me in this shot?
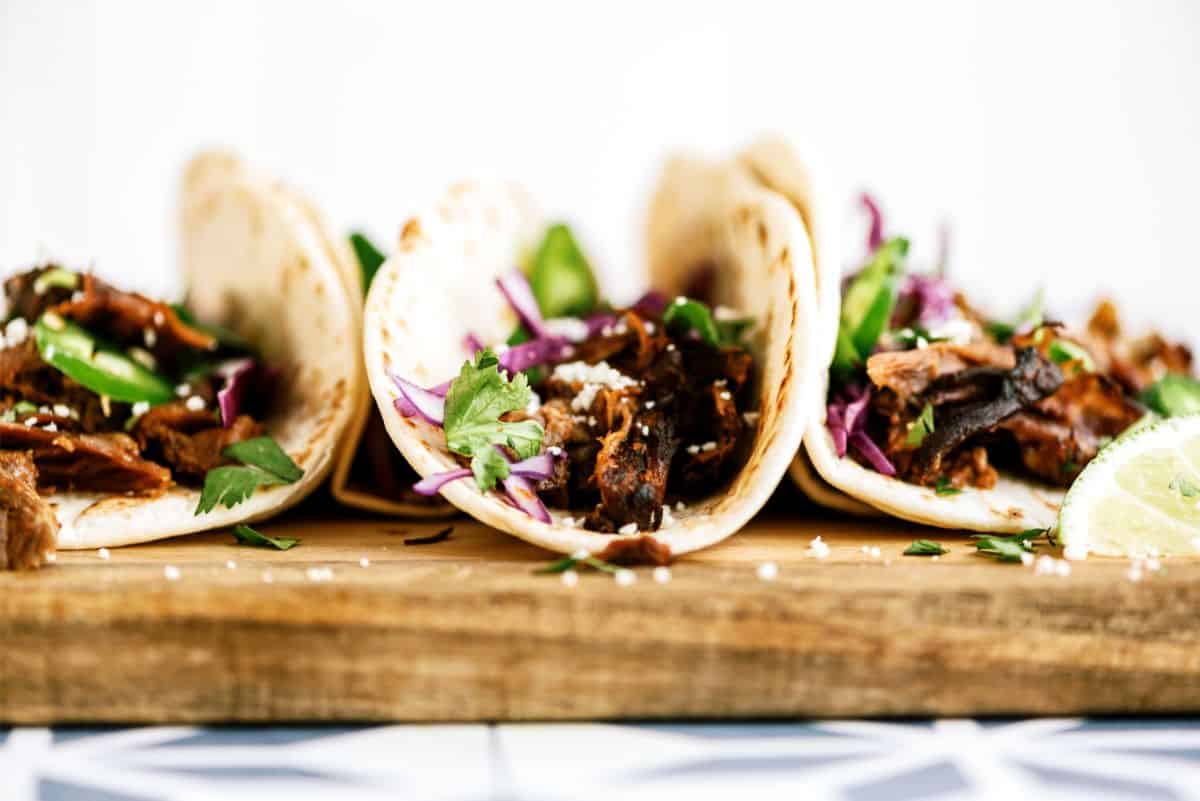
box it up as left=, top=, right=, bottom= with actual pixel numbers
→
left=826, top=384, right=896, bottom=476
left=861, top=193, right=884, bottom=252
left=631, top=290, right=667, bottom=318
left=214, top=358, right=256, bottom=428
left=412, top=449, right=563, bottom=512
left=412, top=467, right=472, bottom=495
left=389, top=372, right=449, bottom=425
left=499, top=337, right=574, bottom=373
left=464, top=332, right=485, bottom=354
left=496, top=271, right=547, bottom=338
left=584, top=313, right=618, bottom=338
left=896, top=274, right=956, bottom=328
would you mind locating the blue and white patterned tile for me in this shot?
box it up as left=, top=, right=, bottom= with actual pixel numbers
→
left=5, top=719, right=1200, bottom=801
left=495, top=719, right=1200, bottom=801
left=1, top=724, right=492, bottom=801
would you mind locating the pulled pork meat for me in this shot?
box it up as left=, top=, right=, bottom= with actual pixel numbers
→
left=1084, top=299, right=1193, bottom=394
left=132, top=402, right=262, bottom=480
left=530, top=308, right=753, bottom=532
left=0, top=451, right=58, bottom=570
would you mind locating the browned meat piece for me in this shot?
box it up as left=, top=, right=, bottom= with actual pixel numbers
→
left=596, top=535, right=672, bottom=566
left=0, top=341, right=113, bottom=431
left=909, top=348, right=1063, bottom=485
left=3, top=268, right=77, bottom=322
left=867, top=341, right=1016, bottom=400
left=938, top=446, right=998, bottom=490
left=674, top=383, right=743, bottom=487
left=132, top=401, right=261, bottom=481
left=53, top=273, right=216, bottom=358
left=573, top=310, right=668, bottom=373
left=0, top=422, right=171, bottom=492
left=996, top=372, right=1143, bottom=485
left=589, top=405, right=678, bottom=531
left=0, top=451, right=58, bottom=570
left=1082, top=299, right=1193, bottom=394
left=533, top=399, right=579, bottom=505
left=677, top=341, right=754, bottom=392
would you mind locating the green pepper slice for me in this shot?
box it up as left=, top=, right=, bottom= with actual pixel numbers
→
left=35, top=315, right=174, bottom=404
left=528, top=224, right=599, bottom=319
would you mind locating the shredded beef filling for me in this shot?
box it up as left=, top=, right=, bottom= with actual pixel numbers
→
left=0, top=451, right=58, bottom=570
left=529, top=307, right=754, bottom=532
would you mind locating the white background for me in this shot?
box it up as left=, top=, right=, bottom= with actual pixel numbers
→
left=2, top=0, right=1198, bottom=338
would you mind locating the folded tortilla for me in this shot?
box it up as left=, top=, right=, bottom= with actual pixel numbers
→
left=742, top=137, right=1062, bottom=532
left=362, top=154, right=820, bottom=558
left=54, top=152, right=359, bottom=548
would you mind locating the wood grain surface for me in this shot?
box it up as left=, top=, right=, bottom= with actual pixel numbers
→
left=3, top=496, right=1199, bottom=723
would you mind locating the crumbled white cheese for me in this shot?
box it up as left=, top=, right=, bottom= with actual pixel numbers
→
left=713, top=305, right=742, bottom=322
left=561, top=569, right=579, bottom=587
left=52, top=404, right=71, bottom=418
left=163, top=565, right=181, bottom=581
left=306, top=566, right=334, bottom=582
left=756, top=562, right=779, bottom=581
left=131, top=401, right=150, bottom=417
left=675, top=501, right=686, bottom=512
left=643, top=321, right=656, bottom=335
left=359, top=557, right=371, bottom=568
left=542, top=317, right=591, bottom=342
left=4, top=317, right=29, bottom=346
left=614, top=568, right=636, bottom=586
left=547, top=446, right=563, bottom=456
left=1034, top=555, right=1057, bottom=576
left=38, top=405, right=50, bottom=415
left=686, top=445, right=700, bottom=455
left=97, top=547, right=110, bottom=560
left=185, top=395, right=206, bottom=412
left=571, top=548, right=590, bottom=560
left=42, top=422, right=57, bottom=432
left=175, top=383, right=192, bottom=398
left=42, top=312, right=64, bottom=331
left=653, top=566, right=672, bottom=584
left=714, top=379, right=727, bottom=387
left=807, top=536, right=830, bottom=559
left=1020, top=552, right=1034, bottom=566
left=869, top=546, right=881, bottom=558
left=553, top=360, right=638, bottom=412
left=143, top=327, right=157, bottom=348
left=926, top=316, right=976, bottom=346
left=226, top=560, right=237, bottom=569
left=666, top=343, right=676, bottom=352
left=525, top=390, right=542, bottom=415
left=559, top=516, right=578, bottom=528
left=672, top=296, right=688, bottom=306
left=719, top=391, right=732, bottom=401
left=640, top=424, right=650, bottom=437
left=23, top=417, right=36, bottom=427
left=1062, top=543, right=1089, bottom=561
left=618, top=522, right=638, bottom=535
left=262, top=571, right=274, bottom=584
left=613, top=322, right=628, bottom=336
left=742, top=411, right=761, bottom=426
left=153, top=310, right=165, bottom=327
left=660, top=504, right=675, bottom=527
left=587, top=416, right=597, bottom=427
left=644, top=400, right=656, bottom=410
left=700, top=441, right=717, bottom=452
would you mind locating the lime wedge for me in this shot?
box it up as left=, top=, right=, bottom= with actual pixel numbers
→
left=1058, top=415, right=1200, bottom=557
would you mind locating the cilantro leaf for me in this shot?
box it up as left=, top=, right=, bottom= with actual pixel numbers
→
left=971, top=528, right=1047, bottom=562
left=350, top=232, right=386, bottom=295
left=934, top=476, right=961, bottom=496
left=222, top=437, right=304, bottom=483
left=1048, top=339, right=1094, bottom=372
left=534, top=554, right=620, bottom=575
left=905, top=403, right=936, bottom=447
left=1140, top=374, right=1200, bottom=417
left=663, top=298, right=722, bottom=346
left=196, top=466, right=287, bottom=514
left=232, top=524, right=299, bottom=550
left=195, top=436, right=304, bottom=515
left=442, top=349, right=544, bottom=491
left=904, top=539, right=948, bottom=556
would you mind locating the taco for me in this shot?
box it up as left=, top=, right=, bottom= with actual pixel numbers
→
left=362, top=155, right=819, bottom=561
left=0, top=152, right=357, bottom=568
left=784, top=158, right=1196, bottom=532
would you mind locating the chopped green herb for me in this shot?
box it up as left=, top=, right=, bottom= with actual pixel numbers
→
left=904, top=539, right=948, bottom=556
left=1170, top=474, right=1200, bottom=498
left=971, top=528, right=1048, bottom=562
left=986, top=287, right=1044, bottom=343
left=350, top=232, right=386, bottom=295
left=442, top=349, right=543, bottom=491
left=905, top=403, right=936, bottom=447
left=1140, top=374, right=1200, bottom=417
left=1048, top=339, right=1094, bottom=372
left=663, top=297, right=721, bottom=346
left=195, top=437, right=304, bottom=515
left=528, top=224, right=599, bottom=318
left=535, top=553, right=621, bottom=575
left=223, top=437, right=304, bottom=483
left=831, top=237, right=908, bottom=376
left=934, top=476, right=961, bottom=496
left=232, top=524, right=299, bottom=550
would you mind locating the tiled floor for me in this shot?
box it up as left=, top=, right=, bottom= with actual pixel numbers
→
left=3, top=719, right=1199, bottom=801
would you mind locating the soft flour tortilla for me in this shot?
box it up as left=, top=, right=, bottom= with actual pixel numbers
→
left=743, top=136, right=1062, bottom=532
left=54, top=152, right=358, bottom=548
left=362, top=158, right=820, bottom=558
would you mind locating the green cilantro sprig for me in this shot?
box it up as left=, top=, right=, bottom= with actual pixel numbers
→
left=905, top=403, right=936, bottom=447
left=535, top=553, right=621, bottom=575
left=350, top=232, right=387, bottom=295
left=443, top=349, right=544, bottom=492
left=196, top=436, right=304, bottom=515
left=904, top=539, right=948, bottom=556
left=1140, top=374, right=1200, bottom=417
left=232, top=524, right=299, bottom=550
left=934, top=476, right=961, bottom=496
left=971, top=528, right=1050, bottom=562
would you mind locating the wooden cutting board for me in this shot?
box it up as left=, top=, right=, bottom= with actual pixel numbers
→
left=3, top=495, right=1199, bottom=723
